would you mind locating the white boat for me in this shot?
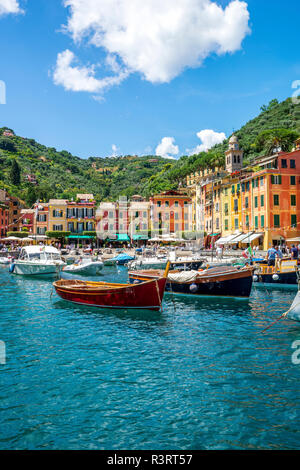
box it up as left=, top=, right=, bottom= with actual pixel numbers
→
left=287, top=291, right=300, bottom=322
left=0, top=256, right=11, bottom=265
left=10, top=246, right=66, bottom=276
left=62, top=257, right=104, bottom=275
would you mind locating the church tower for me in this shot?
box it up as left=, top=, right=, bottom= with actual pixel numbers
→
left=225, top=135, right=243, bottom=173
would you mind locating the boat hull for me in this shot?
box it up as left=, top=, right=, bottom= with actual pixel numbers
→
left=12, top=262, right=63, bottom=276
left=255, top=271, right=297, bottom=285
left=287, top=291, right=300, bottom=321
left=129, top=268, right=254, bottom=298
left=54, top=277, right=167, bottom=310
left=63, top=262, right=103, bottom=275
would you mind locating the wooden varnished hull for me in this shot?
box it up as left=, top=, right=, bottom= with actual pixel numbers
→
left=53, top=277, right=167, bottom=310
left=128, top=267, right=254, bottom=298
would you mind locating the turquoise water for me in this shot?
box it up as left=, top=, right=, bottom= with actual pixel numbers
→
left=0, top=265, right=300, bottom=450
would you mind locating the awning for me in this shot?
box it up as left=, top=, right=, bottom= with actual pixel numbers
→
left=132, top=234, right=148, bottom=240
left=241, top=232, right=264, bottom=243
left=117, top=233, right=130, bottom=241
left=68, top=235, right=93, bottom=239
left=217, top=233, right=242, bottom=245
left=287, top=237, right=300, bottom=242
left=230, top=232, right=254, bottom=243
left=216, top=235, right=235, bottom=245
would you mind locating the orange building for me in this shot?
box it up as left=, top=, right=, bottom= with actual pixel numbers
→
left=150, top=190, right=192, bottom=235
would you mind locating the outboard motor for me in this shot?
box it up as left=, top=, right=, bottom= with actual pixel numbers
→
left=9, top=263, right=15, bottom=273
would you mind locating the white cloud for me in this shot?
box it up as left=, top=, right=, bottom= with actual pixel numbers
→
left=156, top=137, right=179, bottom=159
left=0, top=0, right=23, bottom=16
left=189, top=129, right=226, bottom=155
left=55, top=0, right=250, bottom=93
left=53, top=49, right=129, bottom=93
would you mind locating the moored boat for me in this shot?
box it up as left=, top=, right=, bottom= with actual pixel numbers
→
left=10, top=246, right=66, bottom=276
left=253, top=259, right=299, bottom=286
left=128, top=265, right=254, bottom=298
left=62, top=257, right=104, bottom=275
left=53, top=262, right=171, bottom=310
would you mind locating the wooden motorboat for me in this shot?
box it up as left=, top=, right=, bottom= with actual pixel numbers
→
left=128, top=265, right=254, bottom=298
left=53, top=262, right=170, bottom=310
left=253, top=258, right=299, bottom=285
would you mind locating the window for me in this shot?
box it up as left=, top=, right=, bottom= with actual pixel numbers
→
left=165, top=201, right=169, bottom=207
left=232, top=185, right=235, bottom=195
left=245, top=197, right=249, bottom=209
left=224, top=203, right=229, bottom=215
left=261, top=215, right=265, bottom=228
left=174, top=201, right=179, bottom=207
left=245, top=215, right=249, bottom=227
left=234, top=199, right=238, bottom=212
left=290, top=159, right=296, bottom=169
left=271, top=175, right=282, bottom=185
left=255, top=216, right=258, bottom=229
left=274, top=214, right=280, bottom=228
left=274, top=195, right=279, bottom=206
left=291, top=175, right=296, bottom=185
left=260, top=176, right=264, bottom=186
left=225, top=219, right=228, bottom=231
left=234, top=218, right=239, bottom=229
left=255, top=178, right=259, bottom=188
left=255, top=196, right=258, bottom=208
left=157, top=201, right=161, bottom=207
left=291, top=195, right=296, bottom=206
left=281, top=159, right=287, bottom=168
left=175, top=212, right=179, bottom=220
left=291, top=215, right=297, bottom=228
left=53, top=224, right=63, bottom=231
left=260, top=195, right=264, bottom=207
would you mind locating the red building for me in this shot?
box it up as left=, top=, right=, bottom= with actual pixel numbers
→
left=0, top=201, right=9, bottom=238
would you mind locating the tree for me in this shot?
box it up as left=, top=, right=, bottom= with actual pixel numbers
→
left=25, top=186, right=37, bottom=206
left=0, top=137, right=16, bottom=152
left=254, top=129, right=299, bottom=155
left=10, top=159, right=21, bottom=185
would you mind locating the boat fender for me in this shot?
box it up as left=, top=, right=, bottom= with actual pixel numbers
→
left=253, top=274, right=258, bottom=282
left=9, top=263, right=15, bottom=273
left=190, top=283, right=198, bottom=293
left=272, top=274, right=279, bottom=281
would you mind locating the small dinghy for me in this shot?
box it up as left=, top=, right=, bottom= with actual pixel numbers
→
left=54, top=262, right=170, bottom=311
left=63, top=257, right=104, bottom=275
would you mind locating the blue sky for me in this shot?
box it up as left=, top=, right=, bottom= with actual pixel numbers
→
left=0, top=0, right=300, bottom=159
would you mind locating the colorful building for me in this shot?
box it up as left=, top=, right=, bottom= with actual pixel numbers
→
left=189, top=135, right=300, bottom=250
left=149, top=190, right=192, bottom=235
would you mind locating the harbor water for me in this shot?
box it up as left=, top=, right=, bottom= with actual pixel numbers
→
left=0, top=265, right=299, bottom=450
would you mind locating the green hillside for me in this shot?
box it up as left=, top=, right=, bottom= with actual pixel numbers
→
left=0, top=130, right=170, bottom=205
left=1, top=97, right=300, bottom=206
left=142, top=97, right=300, bottom=195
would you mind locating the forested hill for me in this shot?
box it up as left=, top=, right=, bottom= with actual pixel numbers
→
left=0, top=130, right=171, bottom=205
left=1, top=97, right=300, bottom=206
left=142, top=97, right=300, bottom=196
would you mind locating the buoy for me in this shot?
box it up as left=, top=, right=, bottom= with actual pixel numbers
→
left=253, top=274, right=258, bottom=282
left=9, top=263, right=15, bottom=273
left=190, top=283, right=198, bottom=293
left=272, top=274, right=279, bottom=281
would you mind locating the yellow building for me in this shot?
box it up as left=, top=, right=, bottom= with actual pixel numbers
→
left=48, top=199, right=68, bottom=232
